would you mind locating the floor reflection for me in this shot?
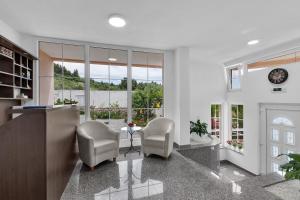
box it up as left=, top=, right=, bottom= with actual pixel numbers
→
left=61, top=152, right=283, bottom=200
left=88, top=158, right=164, bottom=200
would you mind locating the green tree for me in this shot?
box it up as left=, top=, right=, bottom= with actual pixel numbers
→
left=132, top=82, right=163, bottom=126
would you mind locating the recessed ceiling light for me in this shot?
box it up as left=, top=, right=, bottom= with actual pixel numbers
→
left=108, top=57, right=117, bottom=62
left=247, top=40, right=259, bottom=45
left=108, top=15, right=126, bottom=28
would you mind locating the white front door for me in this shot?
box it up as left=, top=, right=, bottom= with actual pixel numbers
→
left=266, top=109, right=300, bottom=175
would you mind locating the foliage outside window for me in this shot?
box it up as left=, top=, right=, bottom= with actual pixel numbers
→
left=211, top=104, right=221, bottom=138
left=132, top=51, right=164, bottom=127
left=231, top=104, right=244, bottom=144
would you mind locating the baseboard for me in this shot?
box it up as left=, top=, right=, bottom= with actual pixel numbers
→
left=173, top=142, right=191, bottom=149
left=220, top=160, right=257, bottom=176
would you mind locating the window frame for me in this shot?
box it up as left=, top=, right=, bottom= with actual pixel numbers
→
left=226, top=64, right=243, bottom=92
left=230, top=104, right=244, bottom=143
left=38, top=40, right=165, bottom=128
left=211, top=104, right=222, bottom=140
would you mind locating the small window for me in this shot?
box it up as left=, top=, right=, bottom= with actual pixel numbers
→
left=227, top=66, right=242, bottom=91
left=231, top=68, right=241, bottom=90
left=231, top=105, right=244, bottom=143
left=211, top=104, right=221, bottom=138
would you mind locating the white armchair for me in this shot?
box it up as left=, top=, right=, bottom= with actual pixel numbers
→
left=138, top=117, right=175, bottom=158
left=77, top=121, right=120, bottom=169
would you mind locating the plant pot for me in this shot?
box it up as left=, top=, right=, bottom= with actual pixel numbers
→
left=190, top=133, right=212, bottom=145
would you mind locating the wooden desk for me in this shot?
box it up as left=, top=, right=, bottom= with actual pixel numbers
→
left=0, top=105, right=79, bottom=200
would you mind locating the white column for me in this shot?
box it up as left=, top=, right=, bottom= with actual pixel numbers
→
left=174, top=47, right=190, bottom=146
left=127, top=49, right=132, bottom=122
left=84, top=44, right=90, bottom=121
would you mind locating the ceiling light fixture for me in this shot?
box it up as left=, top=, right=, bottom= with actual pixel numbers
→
left=247, top=40, right=259, bottom=45
left=108, top=14, right=126, bottom=28
left=108, top=57, right=117, bottom=62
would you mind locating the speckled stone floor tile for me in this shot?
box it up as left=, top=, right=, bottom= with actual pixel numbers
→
left=61, top=151, right=282, bottom=200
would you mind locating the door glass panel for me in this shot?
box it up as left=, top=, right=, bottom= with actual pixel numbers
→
left=272, top=162, right=280, bottom=174
left=272, top=129, right=280, bottom=141
left=285, top=131, right=295, bottom=145
left=272, top=145, right=279, bottom=157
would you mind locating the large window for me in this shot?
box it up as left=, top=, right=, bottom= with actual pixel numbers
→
left=211, top=104, right=221, bottom=138
left=132, top=51, right=164, bottom=127
left=39, top=42, right=164, bottom=144
left=39, top=42, right=85, bottom=121
left=231, top=104, right=244, bottom=142
left=89, top=47, right=128, bottom=132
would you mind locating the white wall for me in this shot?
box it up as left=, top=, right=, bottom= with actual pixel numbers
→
left=0, top=20, right=22, bottom=47
left=226, top=63, right=300, bottom=174
left=189, top=53, right=226, bottom=131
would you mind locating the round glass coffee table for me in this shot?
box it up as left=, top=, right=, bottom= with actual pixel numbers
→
left=121, top=126, right=141, bottom=157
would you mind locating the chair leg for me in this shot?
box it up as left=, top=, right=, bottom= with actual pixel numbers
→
left=113, top=157, right=116, bottom=162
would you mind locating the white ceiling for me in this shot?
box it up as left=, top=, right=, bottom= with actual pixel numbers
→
left=1, top=0, right=300, bottom=63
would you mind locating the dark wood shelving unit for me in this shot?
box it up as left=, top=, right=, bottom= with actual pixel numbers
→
left=0, top=36, right=36, bottom=100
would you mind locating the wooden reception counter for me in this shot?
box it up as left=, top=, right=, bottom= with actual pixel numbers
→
left=0, top=105, right=80, bottom=200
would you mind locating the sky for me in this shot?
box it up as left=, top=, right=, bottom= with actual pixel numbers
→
left=55, top=61, right=163, bottom=84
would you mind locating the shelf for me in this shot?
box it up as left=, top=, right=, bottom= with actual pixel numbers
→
left=0, top=71, right=31, bottom=80
left=0, top=83, right=32, bottom=90
left=1, top=36, right=35, bottom=100
left=0, top=83, right=14, bottom=88
left=0, top=53, right=13, bottom=60
left=0, top=97, right=31, bottom=100
left=0, top=71, right=14, bottom=76
left=14, top=63, right=32, bottom=71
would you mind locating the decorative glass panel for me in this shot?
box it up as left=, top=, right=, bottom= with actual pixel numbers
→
left=232, top=119, right=238, bottom=129
left=232, top=106, right=237, bottom=118
left=272, top=117, right=294, bottom=126
left=272, top=162, right=280, bottom=174
left=272, top=129, right=279, bottom=141
left=286, top=131, right=295, bottom=145
left=272, top=145, right=279, bottom=157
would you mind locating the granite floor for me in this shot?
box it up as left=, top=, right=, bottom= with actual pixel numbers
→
left=61, top=151, right=283, bottom=200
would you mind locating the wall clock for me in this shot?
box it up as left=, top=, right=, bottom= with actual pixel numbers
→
left=268, top=68, right=288, bottom=84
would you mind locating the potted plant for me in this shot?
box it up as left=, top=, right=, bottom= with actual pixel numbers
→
left=237, top=142, right=243, bottom=152
left=232, top=140, right=237, bottom=150
left=190, top=119, right=211, bottom=144
left=280, top=153, right=300, bottom=180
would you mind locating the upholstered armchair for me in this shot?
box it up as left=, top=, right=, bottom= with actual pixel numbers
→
left=138, top=118, right=175, bottom=158
left=77, top=121, right=120, bottom=169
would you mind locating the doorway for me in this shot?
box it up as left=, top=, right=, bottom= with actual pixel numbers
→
left=260, top=104, right=300, bottom=175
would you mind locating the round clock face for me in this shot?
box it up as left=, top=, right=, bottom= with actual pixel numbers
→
left=268, top=68, right=288, bottom=84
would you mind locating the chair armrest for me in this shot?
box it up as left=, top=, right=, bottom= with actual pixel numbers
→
left=107, top=128, right=120, bottom=140
left=77, top=132, right=95, bottom=166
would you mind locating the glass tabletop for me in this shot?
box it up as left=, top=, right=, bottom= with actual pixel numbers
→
left=121, top=126, right=142, bottom=131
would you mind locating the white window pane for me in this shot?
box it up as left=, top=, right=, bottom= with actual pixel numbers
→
left=272, top=129, right=279, bottom=141
left=286, top=132, right=295, bottom=145
left=272, top=145, right=279, bottom=157
left=148, top=67, right=162, bottom=81
left=110, top=65, right=127, bottom=79
left=90, top=64, right=109, bottom=79
left=272, top=162, right=279, bottom=173
left=132, top=67, right=147, bottom=80
left=231, top=68, right=241, bottom=90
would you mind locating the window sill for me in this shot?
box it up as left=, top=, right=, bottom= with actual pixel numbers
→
left=224, top=146, right=244, bottom=155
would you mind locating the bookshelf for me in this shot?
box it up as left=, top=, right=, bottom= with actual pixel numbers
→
left=0, top=36, right=37, bottom=100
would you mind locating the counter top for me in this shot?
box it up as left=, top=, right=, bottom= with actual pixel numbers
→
left=10, top=105, right=78, bottom=114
